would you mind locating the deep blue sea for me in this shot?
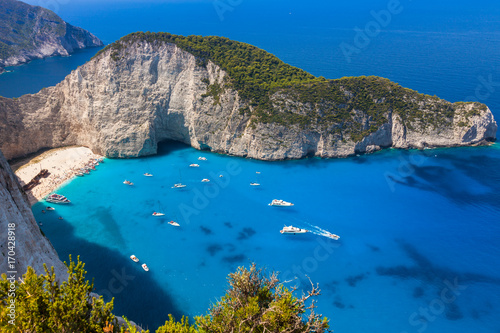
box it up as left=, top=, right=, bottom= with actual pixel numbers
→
left=3, top=0, right=500, bottom=332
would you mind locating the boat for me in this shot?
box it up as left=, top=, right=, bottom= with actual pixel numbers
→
left=269, top=199, right=294, bottom=207
left=130, top=255, right=139, bottom=262
left=152, top=212, right=165, bottom=217
left=201, top=178, right=210, bottom=182
left=172, top=170, right=186, bottom=188
left=169, top=221, right=180, bottom=227
left=76, top=172, right=85, bottom=177
left=45, top=194, right=71, bottom=204
left=325, top=233, right=340, bottom=240
left=46, top=206, right=55, bottom=211
left=143, top=173, right=153, bottom=177
left=189, top=164, right=200, bottom=167
left=198, top=157, right=207, bottom=161
left=250, top=172, right=261, bottom=186
left=219, top=174, right=223, bottom=178
left=142, top=263, right=149, bottom=271
left=280, top=225, right=308, bottom=234
left=123, top=180, right=134, bottom=186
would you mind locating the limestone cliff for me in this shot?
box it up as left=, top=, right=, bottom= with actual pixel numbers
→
left=0, top=33, right=496, bottom=161
left=0, top=149, right=67, bottom=277
left=0, top=0, right=102, bottom=71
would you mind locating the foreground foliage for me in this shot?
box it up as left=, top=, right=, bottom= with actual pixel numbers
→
left=1, top=259, right=329, bottom=333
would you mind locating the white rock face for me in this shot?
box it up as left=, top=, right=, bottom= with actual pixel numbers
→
left=0, top=39, right=496, bottom=161
left=0, top=150, right=67, bottom=278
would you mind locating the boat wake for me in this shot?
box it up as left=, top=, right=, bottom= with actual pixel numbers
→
left=300, top=221, right=340, bottom=240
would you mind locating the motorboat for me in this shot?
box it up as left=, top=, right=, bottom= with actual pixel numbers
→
left=76, top=172, right=85, bottom=177
left=152, top=212, right=165, bottom=217
left=172, top=183, right=186, bottom=188
left=189, top=164, right=200, bottom=167
left=142, top=263, right=149, bottom=271
left=46, top=206, right=55, bottom=211
left=45, top=194, right=71, bottom=204
left=326, top=233, right=340, bottom=240
left=198, top=157, right=207, bottom=161
left=169, top=221, right=180, bottom=227
left=201, top=179, right=210, bottom=182
left=250, top=182, right=260, bottom=186
left=280, top=225, right=308, bottom=234
left=143, top=173, right=153, bottom=177
left=123, top=180, right=134, bottom=186
left=130, top=255, right=139, bottom=262
left=269, top=199, right=294, bottom=207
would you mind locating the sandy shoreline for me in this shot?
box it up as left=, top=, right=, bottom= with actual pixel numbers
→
left=12, top=146, right=103, bottom=206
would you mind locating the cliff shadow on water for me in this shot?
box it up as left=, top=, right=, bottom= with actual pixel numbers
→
left=32, top=202, right=184, bottom=330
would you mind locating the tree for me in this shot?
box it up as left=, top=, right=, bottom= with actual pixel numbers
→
left=195, top=263, right=330, bottom=333
left=0, top=256, right=116, bottom=333
left=1, top=260, right=329, bottom=333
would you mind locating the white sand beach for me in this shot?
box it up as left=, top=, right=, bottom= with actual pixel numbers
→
left=12, top=146, right=103, bottom=205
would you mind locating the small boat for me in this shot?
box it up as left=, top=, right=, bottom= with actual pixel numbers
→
left=142, top=263, right=149, bottom=271
left=143, top=173, right=153, bottom=177
left=250, top=182, right=260, bottom=186
left=172, top=169, right=186, bottom=188
left=201, top=178, right=210, bottom=182
left=326, top=233, right=340, bottom=240
left=123, top=180, right=134, bottom=186
left=169, top=221, right=180, bottom=227
left=152, top=212, right=165, bottom=217
left=76, top=172, right=85, bottom=177
left=256, top=171, right=261, bottom=174
left=269, top=199, right=294, bottom=207
left=46, top=206, right=55, bottom=211
left=198, top=157, right=207, bottom=161
left=189, top=164, right=200, bottom=167
left=219, top=174, right=223, bottom=178
left=45, top=194, right=71, bottom=204
left=280, top=225, right=308, bottom=234
left=130, top=255, right=139, bottom=262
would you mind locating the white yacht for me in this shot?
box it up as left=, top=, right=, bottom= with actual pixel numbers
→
left=172, top=183, right=186, bottom=188
left=45, top=194, right=71, bottom=204
left=189, top=164, right=200, bottom=167
left=198, top=157, right=207, bottom=161
left=123, top=180, right=134, bottom=186
left=169, top=221, right=180, bottom=227
left=269, top=199, right=294, bottom=207
left=142, top=263, right=149, bottom=271
left=152, top=212, right=165, bottom=217
left=280, top=225, right=308, bottom=234
left=143, top=173, right=153, bottom=177
left=130, top=255, right=139, bottom=262
left=250, top=182, right=260, bottom=186
left=201, top=178, right=210, bottom=182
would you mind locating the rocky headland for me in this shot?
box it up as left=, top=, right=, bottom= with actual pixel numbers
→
left=0, top=32, right=496, bottom=161
left=0, top=0, right=102, bottom=73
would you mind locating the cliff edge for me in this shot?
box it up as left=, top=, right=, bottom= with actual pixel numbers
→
left=0, top=0, right=103, bottom=71
left=0, top=149, right=67, bottom=277
left=0, top=32, right=496, bottom=161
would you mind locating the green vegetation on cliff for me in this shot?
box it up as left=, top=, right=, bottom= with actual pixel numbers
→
left=95, top=32, right=485, bottom=140
left=1, top=259, right=329, bottom=333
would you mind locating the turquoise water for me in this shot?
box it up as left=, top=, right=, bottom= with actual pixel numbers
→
left=33, top=142, right=500, bottom=332
left=3, top=0, right=500, bottom=331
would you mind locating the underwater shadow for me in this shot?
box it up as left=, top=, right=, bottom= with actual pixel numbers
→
left=42, top=218, right=185, bottom=330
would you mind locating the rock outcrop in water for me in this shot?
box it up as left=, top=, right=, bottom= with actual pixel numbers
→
left=0, top=0, right=102, bottom=72
left=0, top=32, right=496, bottom=161
left=0, top=149, right=67, bottom=277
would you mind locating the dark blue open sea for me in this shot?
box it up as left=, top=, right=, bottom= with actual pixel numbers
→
left=3, top=1, right=500, bottom=332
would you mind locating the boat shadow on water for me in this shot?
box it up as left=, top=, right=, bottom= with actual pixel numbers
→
left=37, top=215, right=183, bottom=330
